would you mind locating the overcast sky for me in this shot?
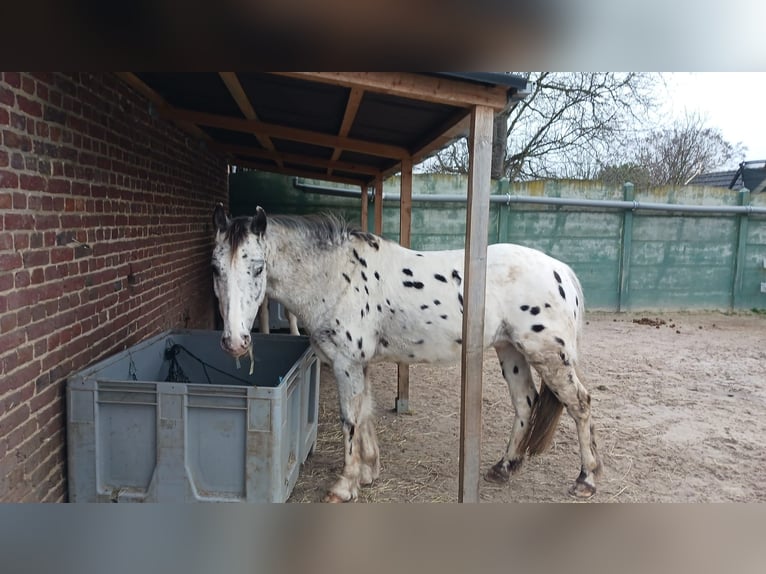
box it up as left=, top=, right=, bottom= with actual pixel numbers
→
left=661, top=73, right=766, bottom=166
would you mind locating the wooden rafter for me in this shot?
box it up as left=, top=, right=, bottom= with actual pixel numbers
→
left=114, top=73, right=210, bottom=142
left=272, top=72, right=510, bottom=111
left=218, top=72, right=283, bottom=168
left=160, top=107, right=410, bottom=160
left=233, top=158, right=368, bottom=187
left=328, top=88, right=364, bottom=175
left=212, top=143, right=381, bottom=176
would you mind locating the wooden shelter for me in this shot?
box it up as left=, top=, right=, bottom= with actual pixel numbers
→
left=118, top=72, right=530, bottom=502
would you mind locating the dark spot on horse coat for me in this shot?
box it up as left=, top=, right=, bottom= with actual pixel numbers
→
left=355, top=287, right=360, bottom=293
left=336, top=319, right=340, bottom=325
left=343, top=273, right=351, bottom=283
left=416, top=253, right=423, bottom=257
left=560, top=352, right=570, bottom=366
left=364, top=286, right=369, bottom=295
left=520, top=305, right=529, bottom=311
left=433, top=299, right=441, bottom=306
left=366, top=302, right=370, bottom=313
left=559, top=285, right=566, bottom=300
left=458, top=293, right=463, bottom=308
left=452, top=270, right=461, bottom=285
left=545, top=303, right=551, bottom=308
left=361, top=271, right=367, bottom=281
left=408, top=353, right=415, bottom=359
left=455, top=338, right=462, bottom=344
left=374, top=271, right=380, bottom=280
left=531, top=324, right=545, bottom=332
left=357, top=338, right=363, bottom=350
left=554, top=270, right=562, bottom=283
left=402, top=268, right=413, bottom=276
left=555, top=337, right=565, bottom=346
left=426, top=321, right=432, bottom=325
left=380, top=338, right=389, bottom=347
left=403, top=281, right=424, bottom=289
left=434, top=274, right=447, bottom=283
left=526, top=395, right=532, bottom=408
left=513, top=365, right=519, bottom=374
left=530, top=306, right=540, bottom=315
left=386, top=299, right=391, bottom=306
left=415, top=339, right=424, bottom=344
left=344, top=370, right=350, bottom=378
left=346, top=331, right=352, bottom=341
left=377, top=304, right=382, bottom=312
left=440, top=314, right=448, bottom=320
left=420, top=304, right=428, bottom=310
left=352, top=248, right=367, bottom=267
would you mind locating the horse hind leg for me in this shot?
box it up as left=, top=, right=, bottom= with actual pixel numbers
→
left=536, top=364, right=602, bottom=499
left=486, top=343, right=538, bottom=483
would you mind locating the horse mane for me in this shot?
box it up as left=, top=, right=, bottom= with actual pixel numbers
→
left=224, top=212, right=380, bottom=252
left=269, top=213, right=380, bottom=250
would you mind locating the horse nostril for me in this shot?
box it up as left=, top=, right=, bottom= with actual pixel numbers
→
left=242, top=333, right=251, bottom=347
left=222, top=336, right=232, bottom=350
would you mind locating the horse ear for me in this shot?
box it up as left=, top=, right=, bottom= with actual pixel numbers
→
left=252, top=206, right=267, bottom=236
left=213, top=203, right=229, bottom=233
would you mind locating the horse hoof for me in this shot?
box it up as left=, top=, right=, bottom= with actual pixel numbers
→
left=485, top=459, right=523, bottom=484
left=322, top=492, right=348, bottom=503
left=485, top=462, right=510, bottom=484
left=568, top=480, right=596, bottom=499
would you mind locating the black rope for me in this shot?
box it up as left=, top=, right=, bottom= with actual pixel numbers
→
left=163, top=341, right=255, bottom=386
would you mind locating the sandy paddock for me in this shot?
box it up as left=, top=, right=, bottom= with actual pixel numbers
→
left=289, top=311, right=766, bottom=502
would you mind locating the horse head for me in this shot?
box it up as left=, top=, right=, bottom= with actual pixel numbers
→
left=211, top=204, right=268, bottom=357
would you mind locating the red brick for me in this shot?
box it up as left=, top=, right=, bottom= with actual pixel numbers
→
left=0, top=252, right=22, bottom=272
left=0, top=403, right=30, bottom=436
left=0, top=108, right=8, bottom=126
left=13, top=232, right=29, bottom=250
left=14, top=271, right=30, bottom=288
left=4, top=72, right=21, bottom=88
left=16, top=95, right=43, bottom=117
left=0, top=150, right=7, bottom=167
left=0, top=231, right=11, bottom=250
left=21, top=76, right=35, bottom=95
left=19, top=174, right=46, bottom=191
left=0, top=170, right=19, bottom=188
left=47, top=178, right=71, bottom=194
left=22, top=250, right=49, bottom=267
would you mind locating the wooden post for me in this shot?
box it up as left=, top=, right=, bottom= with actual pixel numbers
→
left=374, top=176, right=383, bottom=235
left=397, top=157, right=413, bottom=414
left=360, top=184, right=369, bottom=232
left=458, top=105, right=493, bottom=503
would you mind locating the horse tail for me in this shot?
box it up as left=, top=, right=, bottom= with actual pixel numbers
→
left=518, top=379, right=565, bottom=456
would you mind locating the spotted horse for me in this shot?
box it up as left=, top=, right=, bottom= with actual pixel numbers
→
left=211, top=204, right=602, bottom=502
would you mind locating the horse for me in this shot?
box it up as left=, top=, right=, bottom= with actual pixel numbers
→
left=211, top=204, right=602, bottom=502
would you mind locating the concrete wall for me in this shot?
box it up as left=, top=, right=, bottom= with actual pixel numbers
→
left=0, top=73, right=228, bottom=501
left=231, top=171, right=766, bottom=311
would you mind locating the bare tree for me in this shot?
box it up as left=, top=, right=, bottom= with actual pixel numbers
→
left=627, top=112, right=747, bottom=185
left=421, top=72, right=659, bottom=181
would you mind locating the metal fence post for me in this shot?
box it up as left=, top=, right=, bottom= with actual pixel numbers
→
left=617, top=182, right=635, bottom=312
left=731, top=188, right=751, bottom=309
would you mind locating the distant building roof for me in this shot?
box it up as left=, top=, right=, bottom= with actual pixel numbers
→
left=687, top=169, right=742, bottom=189
left=687, top=160, right=766, bottom=193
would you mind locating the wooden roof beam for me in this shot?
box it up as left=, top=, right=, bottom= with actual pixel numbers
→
left=212, top=142, right=382, bottom=176
left=218, top=72, right=283, bottom=168
left=160, top=106, right=410, bottom=160
left=328, top=87, right=364, bottom=175
left=114, top=73, right=211, bottom=143
left=272, top=72, right=510, bottom=111
left=233, top=159, right=369, bottom=187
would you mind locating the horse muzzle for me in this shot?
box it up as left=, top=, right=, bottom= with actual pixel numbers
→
left=220, top=332, right=252, bottom=357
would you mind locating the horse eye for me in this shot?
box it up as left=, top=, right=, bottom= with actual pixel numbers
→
left=253, top=266, right=263, bottom=277
left=211, top=265, right=220, bottom=277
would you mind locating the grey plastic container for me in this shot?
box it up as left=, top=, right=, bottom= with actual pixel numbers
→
left=66, top=330, right=320, bottom=503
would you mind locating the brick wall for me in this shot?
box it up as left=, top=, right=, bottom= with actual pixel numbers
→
left=0, top=73, right=228, bottom=501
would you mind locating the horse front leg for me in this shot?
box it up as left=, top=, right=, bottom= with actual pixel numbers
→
left=324, top=360, right=373, bottom=503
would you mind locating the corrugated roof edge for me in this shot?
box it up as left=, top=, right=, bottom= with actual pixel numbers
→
left=432, top=72, right=530, bottom=91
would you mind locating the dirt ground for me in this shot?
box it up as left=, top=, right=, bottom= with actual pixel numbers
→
left=288, top=311, right=766, bottom=503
